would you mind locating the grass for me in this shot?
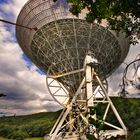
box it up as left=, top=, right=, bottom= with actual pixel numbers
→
left=0, top=98, right=140, bottom=140
left=0, top=137, right=43, bottom=140
left=0, top=137, right=7, bottom=140
left=24, top=138, right=43, bottom=140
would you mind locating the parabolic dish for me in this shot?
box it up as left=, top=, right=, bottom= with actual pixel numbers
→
left=16, top=0, right=130, bottom=94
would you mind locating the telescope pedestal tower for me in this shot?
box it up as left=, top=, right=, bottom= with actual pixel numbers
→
left=46, top=55, right=127, bottom=140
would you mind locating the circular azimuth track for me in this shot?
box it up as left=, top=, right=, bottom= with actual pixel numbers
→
left=46, top=77, right=69, bottom=107
left=46, top=71, right=108, bottom=106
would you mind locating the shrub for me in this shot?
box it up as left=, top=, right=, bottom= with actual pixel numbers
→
left=129, top=128, right=140, bottom=140
left=9, top=130, right=28, bottom=140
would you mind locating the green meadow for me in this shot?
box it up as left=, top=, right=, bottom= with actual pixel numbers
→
left=0, top=138, right=43, bottom=140
left=0, top=98, right=140, bottom=140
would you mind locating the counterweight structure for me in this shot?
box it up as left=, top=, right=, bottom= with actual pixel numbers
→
left=16, top=0, right=130, bottom=139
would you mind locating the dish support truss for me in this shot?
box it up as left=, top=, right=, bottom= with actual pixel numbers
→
left=45, top=55, right=127, bottom=140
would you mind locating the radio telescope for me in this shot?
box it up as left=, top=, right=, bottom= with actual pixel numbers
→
left=16, top=0, right=129, bottom=139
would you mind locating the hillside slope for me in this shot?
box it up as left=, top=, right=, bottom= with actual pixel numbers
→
left=0, top=98, right=140, bottom=140
left=0, top=110, right=61, bottom=140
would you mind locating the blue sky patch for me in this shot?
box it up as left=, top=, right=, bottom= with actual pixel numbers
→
left=22, top=54, right=33, bottom=70
left=36, top=69, right=45, bottom=75
left=0, top=0, right=8, bottom=3
left=22, top=54, right=45, bottom=75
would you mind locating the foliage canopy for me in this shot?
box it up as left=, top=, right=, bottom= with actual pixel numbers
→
left=55, top=0, right=140, bottom=44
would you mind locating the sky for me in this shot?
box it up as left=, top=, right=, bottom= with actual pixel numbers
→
left=0, top=0, right=62, bottom=116
left=0, top=0, right=140, bottom=116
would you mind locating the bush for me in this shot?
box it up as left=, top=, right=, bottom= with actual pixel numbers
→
left=9, top=130, right=28, bottom=140
left=31, top=122, right=51, bottom=137
left=0, top=124, right=16, bottom=138
left=129, top=128, right=140, bottom=140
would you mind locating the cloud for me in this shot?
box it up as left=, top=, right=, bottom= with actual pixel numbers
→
left=108, top=43, right=140, bottom=96
left=0, top=0, right=60, bottom=115
left=0, top=26, right=57, bottom=114
left=0, top=0, right=28, bottom=21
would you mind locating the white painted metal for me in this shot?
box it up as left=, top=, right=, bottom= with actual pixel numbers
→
left=47, top=69, right=84, bottom=79
left=46, top=55, right=127, bottom=140
left=49, top=78, right=86, bottom=140
left=86, top=64, right=93, bottom=107
left=46, top=78, right=69, bottom=106
left=103, top=103, right=110, bottom=120
left=95, top=75, right=127, bottom=134
left=50, top=108, right=66, bottom=135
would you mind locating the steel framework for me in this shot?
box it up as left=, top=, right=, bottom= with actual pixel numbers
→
left=45, top=55, right=127, bottom=140
left=16, top=0, right=130, bottom=139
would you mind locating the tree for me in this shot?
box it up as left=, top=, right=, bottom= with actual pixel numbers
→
left=119, top=54, right=140, bottom=97
left=0, top=93, right=6, bottom=97
left=54, top=0, right=140, bottom=44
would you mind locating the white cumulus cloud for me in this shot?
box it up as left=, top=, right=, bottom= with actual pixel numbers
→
left=0, top=0, right=60, bottom=116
